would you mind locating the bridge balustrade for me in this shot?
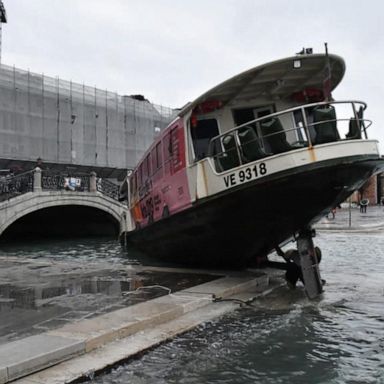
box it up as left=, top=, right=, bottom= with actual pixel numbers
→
left=96, top=178, right=120, bottom=201
left=0, top=168, right=122, bottom=202
left=41, top=172, right=90, bottom=192
left=0, top=171, right=34, bottom=202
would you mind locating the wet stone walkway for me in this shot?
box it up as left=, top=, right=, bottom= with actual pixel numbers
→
left=0, top=256, right=219, bottom=345
left=315, top=205, right=384, bottom=231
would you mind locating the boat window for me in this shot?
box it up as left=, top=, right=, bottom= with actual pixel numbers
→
left=147, top=154, right=152, bottom=178
left=293, top=110, right=306, bottom=143
left=142, top=155, right=149, bottom=181
left=163, top=132, right=171, bottom=160
left=233, top=106, right=274, bottom=150
left=304, top=107, right=317, bottom=143
left=233, top=109, right=257, bottom=128
left=156, top=141, right=163, bottom=170
left=163, top=131, right=172, bottom=175
left=138, top=164, right=143, bottom=186
left=151, top=148, right=157, bottom=174
left=130, top=171, right=137, bottom=198
left=233, top=106, right=273, bottom=131
left=191, top=118, right=219, bottom=160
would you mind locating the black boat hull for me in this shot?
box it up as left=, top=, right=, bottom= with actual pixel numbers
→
left=123, top=157, right=384, bottom=268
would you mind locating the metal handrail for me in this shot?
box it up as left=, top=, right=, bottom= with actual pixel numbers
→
left=0, top=169, right=124, bottom=204
left=208, top=100, right=369, bottom=173
left=0, top=170, right=34, bottom=201
left=210, top=100, right=367, bottom=146
left=96, top=178, right=120, bottom=201
left=41, top=171, right=90, bottom=192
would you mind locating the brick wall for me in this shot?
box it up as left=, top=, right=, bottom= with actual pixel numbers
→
left=358, top=175, right=378, bottom=204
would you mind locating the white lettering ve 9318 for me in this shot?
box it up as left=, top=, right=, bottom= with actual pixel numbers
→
left=223, top=163, right=267, bottom=188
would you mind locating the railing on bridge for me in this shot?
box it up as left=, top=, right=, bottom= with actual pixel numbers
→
left=96, top=178, right=120, bottom=200
left=41, top=171, right=90, bottom=192
left=0, top=168, right=123, bottom=203
left=0, top=170, right=34, bottom=202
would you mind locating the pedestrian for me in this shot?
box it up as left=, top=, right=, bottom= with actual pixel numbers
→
left=327, top=207, right=337, bottom=220
left=359, top=198, right=369, bottom=213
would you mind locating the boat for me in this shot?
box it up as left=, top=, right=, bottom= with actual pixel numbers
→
left=120, top=49, right=384, bottom=280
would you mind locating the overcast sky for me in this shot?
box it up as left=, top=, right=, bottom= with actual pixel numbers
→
left=2, top=0, right=384, bottom=148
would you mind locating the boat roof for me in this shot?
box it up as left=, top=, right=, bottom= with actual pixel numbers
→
left=179, top=53, right=345, bottom=116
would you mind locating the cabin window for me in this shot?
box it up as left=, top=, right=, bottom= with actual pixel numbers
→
left=142, top=157, right=148, bottom=181
left=132, top=172, right=137, bottom=195
left=233, top=106, right=274, bottom=150
left=163, top=132, right=172, bottom=160
left=138, top=164, right=143, bottom=186
left=151, top=148, right=157, bottom=174
left=233, top=109, right=256, bottom=128
left=170, top=128, right=179, bottom=159
left=147, top=154, right=151, bottom=178
left=233, top=106, right=274, bottom=129
left=191, top=118, right=219, bottom=160
left=156, top=141, right=163, bottom=169
left=129, top=172, right=135, bottom=200
left=293, top=109, right=306, bottom=143
left=163, top=131, right=172, bottom=175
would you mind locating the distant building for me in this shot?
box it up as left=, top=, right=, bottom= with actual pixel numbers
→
left=0, top=64, right=176, bottom=179
left=350, top=173, right=384, bottom=204
left=0, top=1, right=176, bottom=180
left=378, top=173, right=384, bottom=204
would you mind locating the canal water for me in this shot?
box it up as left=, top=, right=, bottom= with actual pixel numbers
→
left=90, top=231, right=384, bottom=384
left=0, top=231, right=383, bottom=383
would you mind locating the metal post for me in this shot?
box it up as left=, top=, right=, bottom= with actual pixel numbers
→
left=105, top=89, right=108, bottom=166
left=89, top=171, right=97, bottom=192
left=297, top=228, right=323, bottom=299
left=349, top=195, right=352, bottom=227
left=301, top=106, right=312, bottom=147
left=33, top=167, right=42, bottom=192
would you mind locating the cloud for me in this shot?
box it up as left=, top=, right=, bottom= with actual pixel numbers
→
left=2, top=0, right=384, bottom=147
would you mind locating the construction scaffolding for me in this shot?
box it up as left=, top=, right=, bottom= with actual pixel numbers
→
left=0, top=64, right=177, bottom=178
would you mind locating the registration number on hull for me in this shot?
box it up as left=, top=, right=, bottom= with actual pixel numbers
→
left=223, top=163, right=267, bottom=188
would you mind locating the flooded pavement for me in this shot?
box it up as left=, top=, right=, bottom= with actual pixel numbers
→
left=315, top=205, right=384, bottom=230
left=92, top=230, right=384, bottom=384
left=0, top=238, right=220, bottom=344
left=1, top=216, right=384, bottom=384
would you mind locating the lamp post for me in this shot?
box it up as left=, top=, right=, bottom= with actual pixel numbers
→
left=348, top=195, right=352, bottom=228
left=0, top=1, right=7, bottom=64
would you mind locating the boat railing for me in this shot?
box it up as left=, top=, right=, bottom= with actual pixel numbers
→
left=208, top=100, right=371, bottom=173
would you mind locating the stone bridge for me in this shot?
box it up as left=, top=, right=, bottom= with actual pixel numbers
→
left=0, top=168, right=128, bottom=238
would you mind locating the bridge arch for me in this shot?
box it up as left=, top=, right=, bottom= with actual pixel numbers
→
left=0, top=191, right=127, bottom=238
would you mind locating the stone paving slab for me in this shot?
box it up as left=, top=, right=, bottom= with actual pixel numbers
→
left=12, top=289, right=268, bottom=384
left=1, top=273, right=269, bottom=384
left=0, top=368, right=6, bottom=384
left=181, top=274, right=268, bottom=298
left=0, top=334, right=84, bottom=383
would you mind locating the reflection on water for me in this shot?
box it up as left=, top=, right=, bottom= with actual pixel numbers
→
left=0, top=237, right=131, bottom=262
left=0, top=237, right=218, bottom=343
left=93, top=232, right=384, bottom=384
